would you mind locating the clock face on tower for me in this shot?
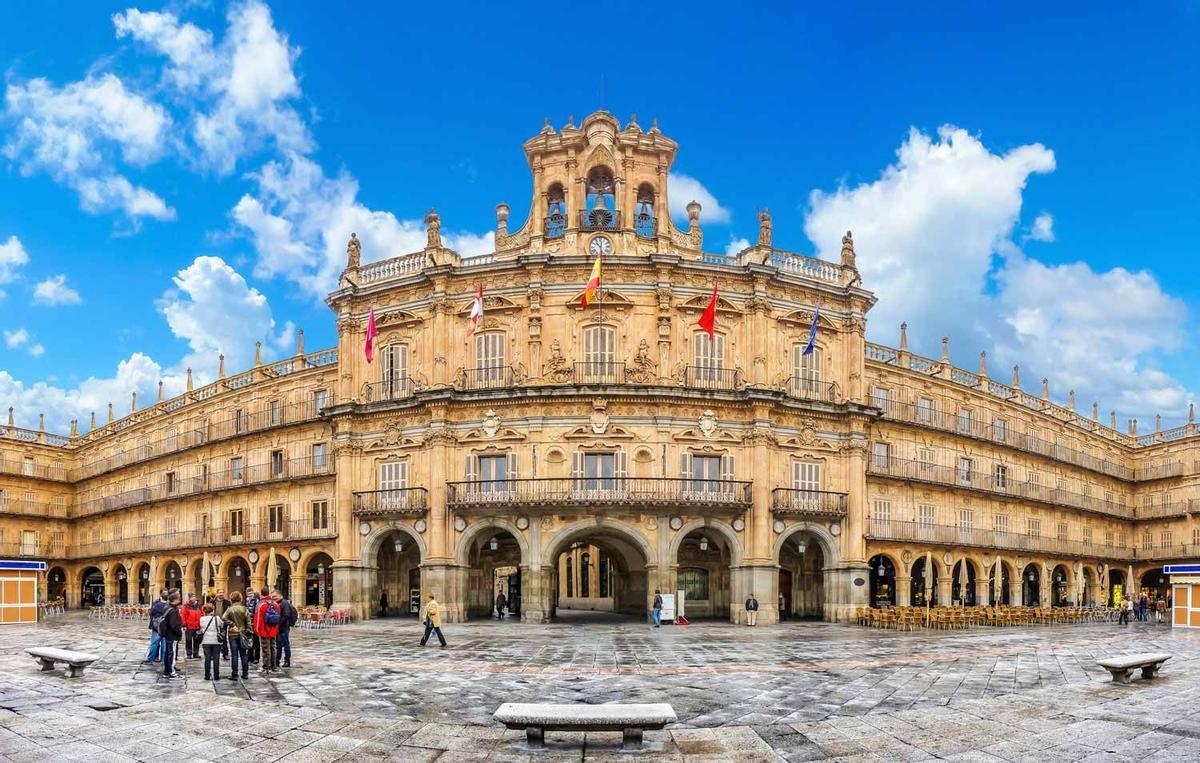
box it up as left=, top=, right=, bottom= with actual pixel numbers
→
left=588, top=235, right=613, bottom=257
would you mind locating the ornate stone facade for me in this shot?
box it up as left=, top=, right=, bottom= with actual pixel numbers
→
left=1, top=111, right=1196, bottom=625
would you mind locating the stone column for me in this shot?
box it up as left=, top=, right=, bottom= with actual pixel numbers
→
left=519, top=564, right=551, bottom=624
left=731, top=564, right=779, bottom=625
left=1008, top=578, right=1022, bottom=606
left=974, top=578, right=989, bottom=606
left=895, top=575, right=912, bottom=606
left=937, top=577, right=952, bottom=607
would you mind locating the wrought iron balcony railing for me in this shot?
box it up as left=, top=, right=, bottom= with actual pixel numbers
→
left=363, top=377, right=413, bottom=402
left=1133, top=543, right=1200, bottom=561
left=573, top=361, right=626, bottom=385
left=783, top=377, right=839, bottom=403
left=447, top=477, right=752, bottom=513
left=0, top=498, right=72, bottom=518
left=771, top=489, right=848, bottom=517
left=456, top=366, right=515, bottom=391
left=0, top=457, right=70, bottom=482
left=579, top=209, right=621, bottom=231
left=867, top=454, right=1134, bottom=518
left=70, top=518, right=337, bottom=560
left=683, top=365, right=742, bottom=391
left=866, top=518, right=1135, bottom=560
left=352, top=488, right=429, bottom=517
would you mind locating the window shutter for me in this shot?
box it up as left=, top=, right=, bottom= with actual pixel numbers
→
left=398, top=460, right=409, bottom=488
left=571, top=451, right=583, bottom=479
left=615, top=450, right=628, bottom=478
left=465, top=454, right=477, bottom=483
left=681, top=451, right=693, bottom=478
left=505, top=452, right=518, bottom=480
left=720, top=454, right=734, bottom=481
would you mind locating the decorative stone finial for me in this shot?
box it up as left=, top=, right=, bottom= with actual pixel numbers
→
left=218, top=354, right=226, bottom=379
left=1110, top=410, right=1117, bottom=429
left=686, top=200, right=702, bottom=227
left=254, top=341, right=263, bottom=367
left=296, top=328, right=305, bottom=357
left=38, top=413, right=44, bottom=432
left=107, top=402, right=114, bottom=423
left=90, top=411, right=96, bottom=431
left=157, top=380, right=164, bottom=403
left=345, top=232, right=361, bottom=270
left=940, top=337, right=949, bottom=363
left=541, top=117, right=553, bottom=134
left=186, top=368, right=193, bottom=392
left=1156, top=414, right=1162, bottom=433
left=1012, top=364, right=1020, bottom=390
left=840, top=231, right=857, bottom=270
left=1129, top=419, right=1137, bottom=436
left=566, top=114, right=575, bottom=128
left=131, top=391, right=137, bottom=412
left=649, top=117, right=659, bottom=132
left=70, top=419, right=78, bottom=438
left=1092, top=401, right=1099, bottom=421
left=627, top=113, right=640, bottom=131
left=1041, top=377, right=1049, bottom=401
left=424, top=208, right=442, bottom=249
left=1068, top=389, right=1076, bottom=411
left=1190, top=402, right=1196, bottom=425
left=6, top=407, right=12, bottom=427
left=495, top=203, right=510, bottom=238
left=899, top=322, right=908, bottom=351
left=978, top=351, right=988, bottom=378
left=757, top=208, right=773, bottom=248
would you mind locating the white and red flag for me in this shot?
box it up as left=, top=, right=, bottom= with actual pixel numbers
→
left=467, top=283, right=484, bottom=336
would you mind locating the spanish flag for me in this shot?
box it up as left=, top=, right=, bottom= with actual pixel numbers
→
left=582, top=256, right=602, bottom=307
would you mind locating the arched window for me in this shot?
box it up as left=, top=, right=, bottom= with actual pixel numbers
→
left=581, top=325, right=617, bottom=383
left=581, top=552, right=591, bottom=598
left=380, top=343, right=409, bottom=400
left=599, top=552, right=610, bottom=597
left=635, top=184, right=656, bottom=238
left=545, top=183, right=566, bottom=239
left=791, top=343, right=822, bottom=398
left=565, top=558, right=574, bottom=598
left=583, top=167, right=616, bottom=230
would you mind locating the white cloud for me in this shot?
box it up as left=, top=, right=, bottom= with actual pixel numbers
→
left=28, top=343, right=45, bottom=357
left=805, top=124, right=1190, bottom=422
left=724, top=237, right=750, bottom=257
left=0, top=235, right=30, bottom=295
left=3, top=73, right=175, bottom=221
left=1028, top=212, right=1055, bottom=242
left=33, top=274, right=82, bottom=306
left=668, top=172, right=731, bottom=225
left=114, top=0, right=311, bottom=175
left=232, top=152, right=491, bottom=298
left=3, top=328, right=45, bottom=358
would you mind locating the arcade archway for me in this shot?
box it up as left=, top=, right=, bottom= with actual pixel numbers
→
left=135, top=562, right=151, bottom=603
left=114, top=563, right=130, bottom=604
left=305, top=553, right=334, bottom=607
left=163, top=560, right=183, bottom=594
left=868, top=554, right=897, bottom=607
left=672, top=528, right=734, bottom=620
left=1140, top=569, right=1169, bottom=602
left=545, top=522, right=653, bottom=621
left=373, top=528, right=423, bottom=617
left=1022, top=564, right=1040, bottom=606
left=1051, top=564, right=1071, bottom=607
left=778, top=531, right=827, bottom=620
left=80, top=566, right=104, bottom=608
left=225, top=556, right=251, bottom=596
left=47, top=566, right=67, bottom=604
left=1108, top=569, right=1127, bottom=607
left=910, top=556, right=940, bottom=606
left=951, top=560, right=977, bottom=606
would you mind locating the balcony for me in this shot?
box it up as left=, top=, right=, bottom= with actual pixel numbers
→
left=866, top=518, right=1134, bottom=560
left=578, top=209, right=621, bottom=232
left=447, top=477, right=752, bottom=514
left=0, top=498, right=72, bottom=518
left=1136, top=500, right=1191, bottom=520
left=71, top=518, right=337, bottom=560
left=682, top=366, right=743, bottom=392
left=0, top=541, right=57, bottom=558
left=363, top=378, right=413, bottom=402
left=783, top=377, right=839, bottom=403
left=352, top=488, right=429, bottom=518
left=0, top=457, right=69, bottom=482
left=771, top=489, right=848, bottom=518
left=867, top=455, right=1133, bottom=518
left=455, top=366, right=516, bottom=391
left=1135, top=462, right=1184, bottom=481
left=572, top=361, right=626, bottom=386
left=76, top=455, right=334, bottom=517
left=1134, top=543, right=1200, bottom=562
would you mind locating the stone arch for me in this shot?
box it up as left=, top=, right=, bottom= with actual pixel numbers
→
left=454, top=517, right=531, bottom=566
left=668, top=518, right=745, bottom=567
left=363, top=523, right=428, bottom=568
left=542, top=517, right=657, bottom=570
left=772, top=522, right=841, bottom=566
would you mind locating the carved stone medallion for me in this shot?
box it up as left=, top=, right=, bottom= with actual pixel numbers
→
left=482, top=409, right=500, bottom=438
left=698, top=410, right=717, bottom=439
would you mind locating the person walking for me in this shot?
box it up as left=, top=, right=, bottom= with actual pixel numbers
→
left=745, top=593, right=760, bottom=626
left=253, top=587, right=280, bottom=674
left=379, top=590, right=389, bottom=617
left=652, top=590, right=663, bottom=628
left=1156, top=595, right=1167, bottom=624
left=182, top=595, right=202, bottom=659
left=495, top=589, right=507, bottom=620
left=221, top=591, right=251, bottom=681
left=245, top=588, right=261, bottom=665
left=145, top=590, right=169, bottom=664
left=273, top=590, right=297, bottom=668
left=199, top=603, right=222, bottom=681
left=420, top=593, right=447, bottom=647
left=160, top=594, right=184, bottom=679
left=1139, top=591, right=1149, bottom=622
left=1119, top=595, right=1131, bottom=625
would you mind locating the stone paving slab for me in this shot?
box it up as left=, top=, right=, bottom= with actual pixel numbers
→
left=1, top=613, right=1200, bottom=760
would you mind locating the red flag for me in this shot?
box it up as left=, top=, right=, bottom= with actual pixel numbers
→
left=698, top=282, right=718, bottom=338
left=467, top=283, right=484, bottom=337
left=364, top=307, right=378, bottom=363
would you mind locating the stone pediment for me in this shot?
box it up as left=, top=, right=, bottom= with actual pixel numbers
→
left=567, top=288, right=634, bottom=310
left=365, top=422, right=423, bottom=451
left=456, top=294, right=522, bottom=315
left=676, top=294, right=742, bottom=315
left=459, top=427, right=527, bottom=445
left=778, top=308, right=838, bottom=331
left=673, top=428, right=741, bottom=445
left=564, top=424, right=636, bottom=441
left=375, top=309, right=424, bottom=329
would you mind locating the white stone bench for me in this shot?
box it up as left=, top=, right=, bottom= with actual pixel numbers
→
left=26, top=647, right=100, bottom=678
left=1096, top=652, right=1171, bottom=684
left=494, top=702, right=676, bottom=750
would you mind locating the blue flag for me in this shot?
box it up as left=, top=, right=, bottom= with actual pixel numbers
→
left=802, top=302, right=820, bottom=355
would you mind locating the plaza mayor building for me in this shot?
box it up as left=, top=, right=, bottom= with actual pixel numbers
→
left=2, top=110, right=1198, bottom=626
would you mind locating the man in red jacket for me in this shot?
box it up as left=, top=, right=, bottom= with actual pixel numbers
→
left=181, top=594, right=203, bottom=659
left=252, top=586, right=280, bottom=673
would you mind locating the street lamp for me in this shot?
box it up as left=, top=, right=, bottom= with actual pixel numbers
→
left=489, top=537, right=499, bottom=551
left=699, top=536, right=709, bottom=552
left=394, top=538, right=404, bottom=553
left=796, top=538, right=807, bottom=554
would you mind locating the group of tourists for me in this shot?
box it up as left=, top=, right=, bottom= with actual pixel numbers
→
left=1118, top=591, right=1171, bottom=625
left=649, top=589, right=762, bottom=627
left=144, top=586, right=299, bottom=680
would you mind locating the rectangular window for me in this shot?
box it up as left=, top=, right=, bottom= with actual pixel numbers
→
left=313, top=388, right=329, bottom=411
left=137, top=519, right=148, bottom=536
left=165, top=427, right=178, bottom=451
left=381, top=344, right=410, bottom=396
left=917, top=397, right=934, bottom=423
left=993, top=514, right=1009, bottom=534
left=229, top=509, right=245, bottom=538
left=918, top=448, right=934, bottom=475
left=165, top=515, right=176, bottom=534
left=270, top=449, right=285, bottom=477
left=994, top=464, right=1008, bottom=489
left=234, top=408, right=246, bottom=433
left=1057, top=522, right=1068, bottom=541
left=1027, top=518, right=1040, bottom=537
left=691, top=454, right=723, bottom=492
left=230, top=457, right=244, bottom=482
left=312, top=442, right=329, bottom=469
left=582, top=325, right=617, bottom=382
left=1142, top=532, right=1152, bottom=550
left=918, top=504, right=935, bottom=527
left=20, top=530, right=38, bottom=555
left=1082, top=526, right=1092, bottom=545
left=477, top=454, right=509, bottom=492
left=993, top=418, right=1007, bottom=442
left=1105, top=530, right=1114, bottom=548
left=957, top=457, right=973, bottom=485
left=475, top=333, right=506, bottom=386
left=165, top=471, right=177, bottom=494
left=268, top=504, right=285, bottom=534
left=51, top=531, right=64, bottom=549
left=0, top=489, right=6, bottom=510
left=791, top=344, right=822, bottom=396
left=872, top=387, right=890, bottom=414
left=872, top=500, right=891, bottom=522
left=958, top=509, right=973, bottom=532
left=311, top=500, right=330, bottom=530
left=792, top=461, right=822, bottom=492
left=1193, top=527, right=1200, bottom=547
left=21, top=456, right=34, bottom=476
left=1161, top=530, right=1173, bottom=549
left=692, top=333, right=726, bottom=388
left=872, top=442, right=889, bottom=469
left=23, top=491, right=33, bottom=509
left=582, top=452, right=617, bottom=491
left=956, top=408, right=973, bottom=434
left=270, top=400, right=282, bottom=426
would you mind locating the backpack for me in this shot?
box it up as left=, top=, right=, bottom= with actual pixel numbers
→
left=264, top=601, right=281, bottom=626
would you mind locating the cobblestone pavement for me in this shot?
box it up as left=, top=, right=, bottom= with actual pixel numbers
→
left=2, top=612, right=1200, bottom=761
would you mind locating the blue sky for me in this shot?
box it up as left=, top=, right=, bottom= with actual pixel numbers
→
left=1, top=1, right=1198, bottom=432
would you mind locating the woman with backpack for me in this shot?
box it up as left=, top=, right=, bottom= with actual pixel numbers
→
left=221, top=591, right=251, bottom=680
left=160, top=595, right=184, bottom=679
left=198, top=603, right=222, bottom=681
left=253, top=586, right=281, bottom=673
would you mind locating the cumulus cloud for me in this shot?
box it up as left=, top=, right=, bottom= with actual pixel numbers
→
left=668, top=172, right=731, bottom=225
left=33, top=274, right=82, bottom=306
left=3, top=73, right=175, bottom=221
left=4, top=328, right=45, bottom=358
left=0, top=235, right=30, bottom=298
left=805, top=124, right=1190, bottom=422
left=1028, top=212, right=1055, bottom=242
left=233, top=152, right=493, bottom=298
left=724, top=237, right=751, bottom=257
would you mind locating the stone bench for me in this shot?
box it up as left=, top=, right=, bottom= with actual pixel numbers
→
left=494, top=702, right=676, bottom=750
left=26, top=647, right=100, bottom=678
left=1096, top=652, right=1171, bottom=684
